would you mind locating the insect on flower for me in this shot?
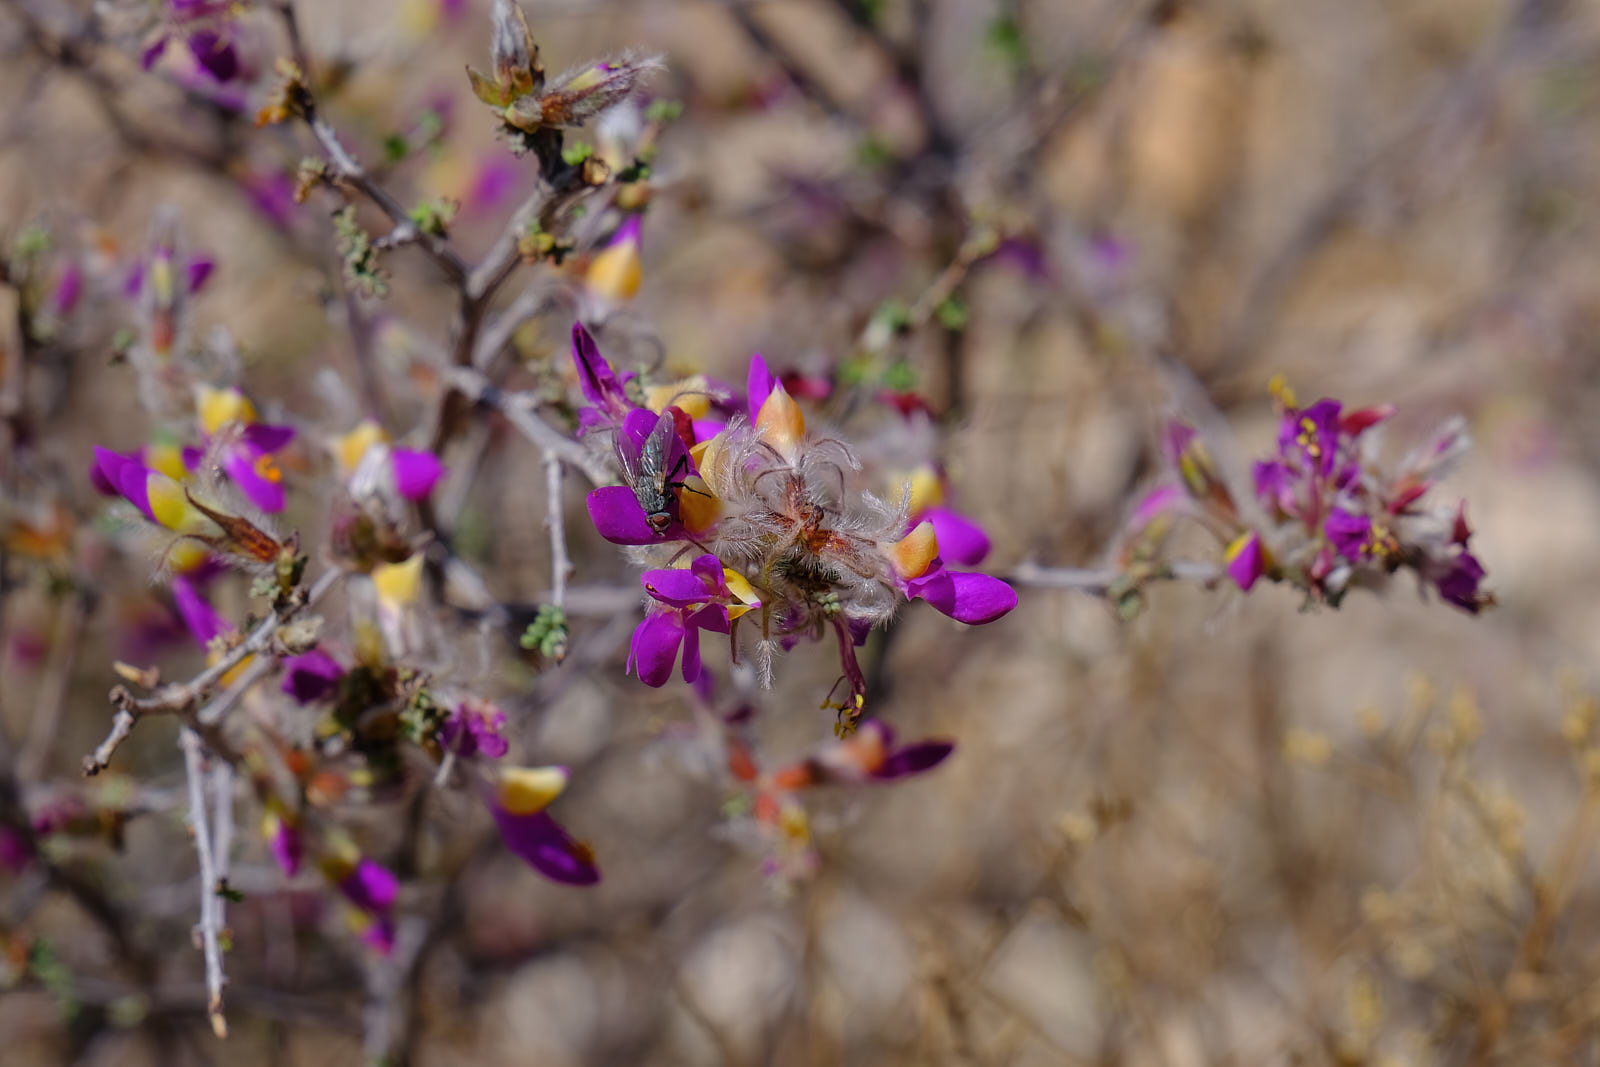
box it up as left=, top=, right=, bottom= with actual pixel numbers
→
left=616, top=406, right=706, bottom=535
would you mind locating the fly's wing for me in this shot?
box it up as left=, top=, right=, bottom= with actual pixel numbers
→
left=638, top=408, right=678, bottom=486
left=613, top=424, right=644, bottom=486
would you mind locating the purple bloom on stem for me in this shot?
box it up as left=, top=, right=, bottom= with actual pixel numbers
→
left=50, top=264, right=83, bottom=319
left=492, top=809, right=601, bottom=885
left=390, top=448, right=446, bottom=500
left=281, top=648, right=346, bottom=704
left=1224, top=531, right=1267, bottom=592
left=263, top=810, right=302, bottom=877
left=1324, top=507, right=1372, bottom=561
left=171, top=574, right=232, bottom=647
left=747, top=352, right=779, bottom=420
left=902, top=563, right=1017, bottom=625
left=917, top=507, right=991, bottom=567
left=243, top=170, right=298, bottom=228
left=488, top=766, right=600, bottom=885
left=1252, top=460, right=1294, bottom=517
left=571, top=322, right=636, bottom=434
left=92, top=447, right=154, bottom=519
left=628, top=555, right=758, bottom=687
left=1434, top=551, right=1488, bottom=614
left=439, top=700, right=510, bottom=759
left=1280, top=399, right=1343, bottom=478
left=185, top=255, right=215, bottom=294
left=339, top=857, right=398, bottom=915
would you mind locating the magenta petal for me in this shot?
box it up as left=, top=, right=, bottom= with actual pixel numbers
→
left=241, top=422, right=296, bottom=453
left=141, top=37, right=169, bottom=69
left=746, top=352, right=777, bottom=420
left=171, top=574, right=232, bottom=647
left=222, top=446, right=286, bottom=512
left=641, top=566, right=716, bottom=606
left=390, top=448, right=446, bottom=500
left=340, top=858, right=398, bottom=914
left=268, top=820, right=302, bottom=877
left=680, top=622, right=703, bottom=684
left=907, top=568, right=1017, bottom=625
left=876, top=741, right=954, bottom=780
left=587, top=485, right=659, bottom=544
left=922, top=507, right=992, bottom=566
left=281, top=648, right=346, bottom=704
left=491, top=807, right=600, bottom=886
left=628, top=611, right=685, bottom=688
left=1226, top=532, right=1266, bottom=591
left=185, top=256, right=215, bottom=294
left=93, top=447, right=152, bottom=517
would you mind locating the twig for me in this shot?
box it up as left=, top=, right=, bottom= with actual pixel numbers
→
left=84, top=568, right=344, bottom=775
left=210, top=761, right=235, bottom=941
left=18, top=588, right=89, bottom=782
left=180, top=728, right=228, bottom=1038
left=305, top=113, right=469, bottom=287
left=472, top=283, right=563, bottom=370
left=1006, top=559, right=1223, bottom=596
left=196, top=653, right=278, bottom=727
left=544, top=451, right=572, bottom=611
left=444, top=365, right=612, bottom=485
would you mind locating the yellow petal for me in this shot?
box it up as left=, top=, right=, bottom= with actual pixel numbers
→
left=145, top=441, right=189, bottom=482
left=678, top=476, right=721, bottom=534
left=336, top=420, right=390, bottom=474
left=497, top=765, right=569, bottom=815
left=197, top=386, right=257, bottom=436
left=756, top=384, right=805, bottom=458
left=372, top=555, right=424, bottom=608
left=645, top=376, right=712, bottom=420
left=166, top=540, right=211, bottom=574
left=888, top=520, right=939, bottom=580
left=902, top=466, right=944, bottom=515
left=586, top=240, right=641, bottom=303
left=722, top=568, right=761, bottom=619
left=147, top=473, right=221, bottom=537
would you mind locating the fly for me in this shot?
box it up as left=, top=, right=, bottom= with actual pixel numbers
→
left=618, top=408, right=703, bottom=535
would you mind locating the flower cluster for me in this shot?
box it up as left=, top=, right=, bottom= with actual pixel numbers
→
left=574, top=323, right=1016, bottom=720
left=1128, top=381, right=1490, bottom=613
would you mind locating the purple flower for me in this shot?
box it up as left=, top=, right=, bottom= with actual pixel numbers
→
left=1224, top=531, right=1267, bottom=592
left=1433, top=551, right=1488, bottom=614
left=281, top=648, right=346, bottom=704
left=901, top=562, right=1017, bottom=625
left=49, top=263, right=83, bottom=319
left=491, top=808, right=601, bottom=885
left=1279, top=399, right=1343, bottom=479
left=263, top=809, right=302, bottom=877
left=916, top=506, right=991, bottom=567
left=747, top=352, right=779, bottom=420
left=1324, top=507, right=1373, bottom=561
left=338, top=857, right=398, bottom=915
left=92, top=446, right=155, bottom=520
left=571, top=322, right=637, bottom=434
left=390, top=448, right=446, bottom=500
left=171, top=574, right=233, bottom=647
left=487, top=767, right=600, bottom=885
left=813, top=719, right=954, bottom=783
left=439, top=700, right=509, bottom=759
left=628, top=555, right=760, bottom=687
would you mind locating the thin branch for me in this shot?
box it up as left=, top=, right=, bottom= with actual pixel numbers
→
left=84, top=568, right=344, bottom=775
left=1006, top=559, right=1224, bottom=596
left=472, top=283, right=563, bottom=370
left=444, top=365, right=612, bottom=485
left=544, top=450, right=572, bottom=611
left=210, top=761, right=235, bottom=950
left=180, top=728, right=228, bottom=1038
left=17, top=587, right=89, bottom=782
left=305, top=114, right=469, bottom=287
